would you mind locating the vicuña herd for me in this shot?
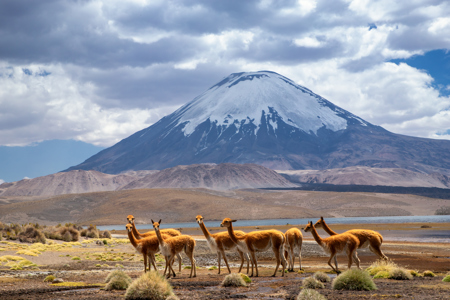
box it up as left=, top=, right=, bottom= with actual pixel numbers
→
left=125, top=215, right=388, bottom=278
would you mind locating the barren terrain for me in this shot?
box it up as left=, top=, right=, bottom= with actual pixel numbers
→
left=1, top=222, right=450, bottom=300
left=1, top=188, right=449, bottom=225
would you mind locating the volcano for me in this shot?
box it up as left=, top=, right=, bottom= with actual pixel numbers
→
left=66, top=71, right=450, bottom=175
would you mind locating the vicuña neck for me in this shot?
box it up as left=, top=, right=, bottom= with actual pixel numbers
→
left=127, top=230, right=139, bottom=248
left=226, top=223, right=241, bottom=244
left=309, top=225, right=324, bottom=247
left=131, top=221, right=143, bottom=238
left=199, top=222, right=213, bottom=239
left=154, top=227, right=166, bottom=247
left=322, top=220, right=338, bottom=236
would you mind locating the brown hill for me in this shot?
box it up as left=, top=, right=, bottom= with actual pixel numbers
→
left=0, top=170, right=154, bottom=197
left=278, top=166, right=450, bottom=188
left=0, top=188, right=446, bottom=226
left=120, top=163, right=296, bottom=190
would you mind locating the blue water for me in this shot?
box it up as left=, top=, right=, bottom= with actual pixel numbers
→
left=97, top=215, right=450, bottom=231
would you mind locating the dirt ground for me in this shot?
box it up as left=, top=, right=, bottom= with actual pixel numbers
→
left=1, top=223, right=450, bottom=300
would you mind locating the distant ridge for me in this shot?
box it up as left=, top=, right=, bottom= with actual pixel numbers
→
left=0, top=163, right=295, bottom=197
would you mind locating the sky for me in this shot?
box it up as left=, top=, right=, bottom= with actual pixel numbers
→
left=1, top=0, right=450, bottom=181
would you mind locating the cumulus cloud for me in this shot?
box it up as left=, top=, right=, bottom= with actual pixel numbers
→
left=0, top=0, right=449, bottom=147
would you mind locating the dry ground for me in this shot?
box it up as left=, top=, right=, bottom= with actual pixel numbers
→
left=1, top=223, right=450, bottom=299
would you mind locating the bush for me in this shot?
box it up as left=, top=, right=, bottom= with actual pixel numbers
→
left=366, top=260, right=398, bottom=276
left=373, top=271, right=390, bottom=279
left=296, top=288, right=327, bottom=300
left=102, top=230, right=112, bottom=239
left=125, top=271, right=176, bottom=300
left=313, top=271, right=331, bottom=283
left=409, top=270, right=421, bottom=277
left=388, top=268, right=413, bottom=280
left=302, top=277, right=324, bottom=289
left=105, top=270, right=132, bottom=291
left=222, top=273, right=247, bottom=287
left=17, top=226, right=46, bottom=244
left=435, top=206, right=450, bottom=215
left=44, top=275, right=56, bottom=282
left=423, top=270, right=436, bottom=277
left=240, top=273, right=251, bottom=284
left=332, top=269, right=377, bottom=291
left=442, top=275, right=450, bottom=282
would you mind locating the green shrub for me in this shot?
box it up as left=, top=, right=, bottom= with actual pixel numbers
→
left=125, top=271, right=175, bottom=300
left=409, top=270, right=421, bottom=277
left=313, top=271, right=331, bottom=283
left=366, top=260, right=398, bottom=276
left=332, top=269, right=377, bottom=291
left=240, top=273, right=251, bottom=284
left=423, top=270, right=436, bottom=277
left=296, top=288, right=327, bottom=300
left=105, top=271, right=132, bottom=291
left=388, top=268, right=413, bottom=280
left=373, top=271, right=390, bottom=279
left=44, top=275, right=56, bottom=282
left=222, top=273, right=247, bottom=287
left=302, top=277, right=324, bottom=289
left=105, top=269, right=132, bottom=284
left=442, top=275, right=450, bottom=282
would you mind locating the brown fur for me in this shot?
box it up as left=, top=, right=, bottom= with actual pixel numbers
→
left=127, top=215, right=181, bottom=238
left=196, top=215, right=249, bottom=274
left=284, top=227, right=303, bottom=271
left=152, top=219, right=196, bottom=278
left=220, top=218, right=286, bottom=277
left=126, top=223, right=171, bottom=272
left=303, top=221, right=360, bottom=273
left=127, top=214, right=183, bottom=271
left=315, top=216, right=388, bottom=260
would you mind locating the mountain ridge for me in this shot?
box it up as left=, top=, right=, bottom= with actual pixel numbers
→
left=65, top=71, right=450, bottom=175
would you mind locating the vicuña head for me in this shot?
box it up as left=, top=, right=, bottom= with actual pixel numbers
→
left=126, top=215, right=135, bottom=224
left=303, top=221, right=314, bottom=232
left=314, top=216, right=325, bottom=229
left=196, top=215, right=204, bottom=224
left=125, top=223, right=133, bottom=232
left=152, top=219, right=162, bottom=231
left=220, top=218, right=237, bottom=228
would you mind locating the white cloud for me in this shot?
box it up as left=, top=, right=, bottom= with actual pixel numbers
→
left=0, top=179, right=4, bottom=184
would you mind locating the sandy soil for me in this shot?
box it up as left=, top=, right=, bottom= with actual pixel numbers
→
left=1, top=223, right=450, bottom=299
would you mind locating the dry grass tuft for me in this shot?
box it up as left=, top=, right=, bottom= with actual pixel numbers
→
left=296, top=288, right=327, bottom=300
left=332, top=269, right=377, bottom=291
left=303, top=277, right=325, bottom=289
left=222, top=273, right=247, bottom=287
left=125, top=271, right=175, bottom=300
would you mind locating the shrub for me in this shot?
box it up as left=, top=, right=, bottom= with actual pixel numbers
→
left=102, top=230, right=112, bottom=239
left=105, top=270, right=132, bottom=291
left=296, top=288, right=327, bottom=300
left=409, top=270, right=421, bottom=277
left=373, top=271, right=390, bottom=279
left=240, top=273, right=251, bottom=284
left=388, top=268, right=413, bottom=280
left=302, top=277, right=324, bottom=289
left=366, top=260, right=398, bottom=276
left=125, top=271, right=176, bottom=300
left=17, top=226, right=46, bottom=244
left=435, top=206, right=450, bottom=215
left=222, top=273, right=247, bottom=287
left=332, top=269, right=377, bottom=291
left=423, top=270, right=436, bottom=277
left=313, top=271, right=331, bottom=283
left=44, top=275, right=56, bottom=282
left=442, top=275, right=450, bottom=282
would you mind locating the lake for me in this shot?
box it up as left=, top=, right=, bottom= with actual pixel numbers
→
left=98, top=215, right=450, bottom=231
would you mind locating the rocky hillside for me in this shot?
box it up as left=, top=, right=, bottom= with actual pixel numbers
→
left=0, top=170, right=155, bottom=197
left=279, top=166, right=450, bottom=188
left=0, top=163, right=295, bottom=197
left=120, top=163, right=296, bottom=190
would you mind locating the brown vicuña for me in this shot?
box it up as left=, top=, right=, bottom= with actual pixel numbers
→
left=303, top=221, right=360, bottom=273
left=126, top=214, right=182, bottom=271
left=315, top=216, right=388, bottom=260
left=152, top=219, right=196, bottom=278
left=126, top=223, right=170, bottom=272
left=220, top=218, right=286, bottom=277
left=284, top=227, right=303, bottom=271
left=127, top=215, right=181, bottom=238
left=196, top=215, right=249, bottom=274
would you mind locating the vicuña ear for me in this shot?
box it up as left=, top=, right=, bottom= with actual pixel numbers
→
left=231, top=219, right=237, bottom=223
left=151, top=219, right=154, bottom=224
left=158, top=219, right=161, bottom=224
left=320, top=216, right=324, bottom=220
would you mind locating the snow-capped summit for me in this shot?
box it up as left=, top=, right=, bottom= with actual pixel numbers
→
left=172, top=71, right=365, bottom=136
left=66, top=71, right=450, bottom=175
